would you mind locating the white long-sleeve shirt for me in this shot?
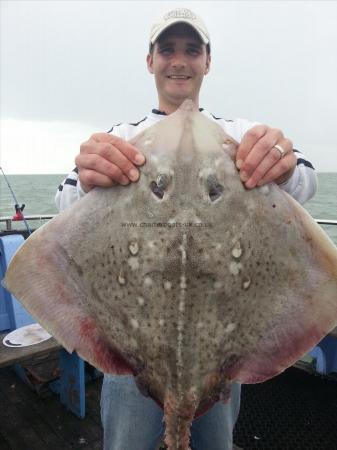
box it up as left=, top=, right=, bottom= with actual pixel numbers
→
left=55, top=108, right=317, bottom=211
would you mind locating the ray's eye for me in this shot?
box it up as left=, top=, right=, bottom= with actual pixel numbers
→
left=150, top=181, right=164, bottom=199
left=207, top=174, right=224, bottom=202
left=150, top=173, right=170, bottom=199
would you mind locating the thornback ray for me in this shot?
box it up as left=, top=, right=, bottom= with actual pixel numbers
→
left=3, top=99, right=337, bottom=450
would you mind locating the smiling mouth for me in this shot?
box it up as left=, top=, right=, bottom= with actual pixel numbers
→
left=167, top=75, right=191, bottom=80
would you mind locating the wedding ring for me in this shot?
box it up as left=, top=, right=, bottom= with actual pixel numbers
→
left=273, top=144, right=286, bottom=159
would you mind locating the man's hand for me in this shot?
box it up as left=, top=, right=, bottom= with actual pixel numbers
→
left=75, top=133, right=146, bottom=192
left=236, top=125, right=296, bottom=189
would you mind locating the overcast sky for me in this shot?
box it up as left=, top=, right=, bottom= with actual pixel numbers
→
left=1, top=0, right=337, bottom=174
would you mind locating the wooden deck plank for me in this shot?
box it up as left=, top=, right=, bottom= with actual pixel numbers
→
left=0, top=403, right=34, bottom=431
left=0, top=401, right=64, bottom=450
left=1, top=425, right=47, bottom=450
left=0, top=367, right=38, bottom=404
left=0, top=368, right=103, bottom=450
left=0, top=432, right=12, bottom=450
left=85, top=386, right=103, bottom=425
left=78, top=441, right=104, bottom=450
left=12, top=392, right=70, bottom=450
left=0, top=382, right=9, bottom=405
left=29, top=396, right=97, bottom=447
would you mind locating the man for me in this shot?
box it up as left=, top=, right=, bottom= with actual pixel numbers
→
left=56, top=8, right=317, bottom=450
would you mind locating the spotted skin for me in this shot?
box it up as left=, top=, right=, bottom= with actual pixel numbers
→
left=4, top=100, right=337, bottom=450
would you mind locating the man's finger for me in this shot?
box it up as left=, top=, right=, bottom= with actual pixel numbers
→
left=78, top=168, right=118, bottom=192
left=76, top=153, right=131, bottom=185
left=244, top=138, right=292, bottom=188
left=95, top=142, right=140, bottom=182
left=239, top=128, right=284, bottom=182
left=91, top=133, right=145, bottom=165
left=236, top=125, right=268, bottom=169
left=255, top=151, right=297, bottom=187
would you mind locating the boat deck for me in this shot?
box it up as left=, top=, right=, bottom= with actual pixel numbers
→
left=0, top=367, right=102, bottom=450
left=234, top=366, right=337, bottom=449
left=1, top=365, right=337, bottom=449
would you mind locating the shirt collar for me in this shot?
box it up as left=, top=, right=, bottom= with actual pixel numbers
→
left=152, top=108, right=204, bottom=115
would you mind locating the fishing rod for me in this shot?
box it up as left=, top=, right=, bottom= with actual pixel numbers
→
left=0, top=166, right=32, bottom=235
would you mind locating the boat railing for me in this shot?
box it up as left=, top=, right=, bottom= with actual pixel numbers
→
left=0, top=215, right=337, bottom=232
left=314, top=219, right=337, bottom=226
left=0, top=215, right=56, bottom=231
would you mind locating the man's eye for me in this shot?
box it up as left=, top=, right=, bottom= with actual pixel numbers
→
left=188, top=48, right=200, bottom=55
left=160, top=48, right=173, bottom=54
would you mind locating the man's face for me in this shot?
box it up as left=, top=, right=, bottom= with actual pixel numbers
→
left=147, top=25, right=211, bottom=110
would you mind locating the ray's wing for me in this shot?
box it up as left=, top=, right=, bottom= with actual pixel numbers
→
left=3, top=187, right=134, bottom=375
left=223, top=192, right=337, bottom=384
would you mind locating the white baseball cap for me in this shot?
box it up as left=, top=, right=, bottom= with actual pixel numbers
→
left=149, top=8, right=210, bottom=47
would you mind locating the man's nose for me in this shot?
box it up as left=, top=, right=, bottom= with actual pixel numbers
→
left=171, top=54, right=187, bottom=69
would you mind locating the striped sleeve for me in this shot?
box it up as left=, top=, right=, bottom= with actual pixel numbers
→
left=55, top=126, right=124, bottom=212
left=55, top=167, right=87, bottom=212
left=278, top=150, right=317, bottom=204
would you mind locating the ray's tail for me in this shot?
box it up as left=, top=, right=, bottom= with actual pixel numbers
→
left=163, top=391, right=197, bottom=450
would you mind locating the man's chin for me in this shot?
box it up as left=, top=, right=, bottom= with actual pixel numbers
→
left=168, top=92, right=195, bottom=105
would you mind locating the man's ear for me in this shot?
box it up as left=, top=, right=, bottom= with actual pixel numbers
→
left=147, top=53, right=154, bottom=74
left=204, top=54, right=211, bottom=75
